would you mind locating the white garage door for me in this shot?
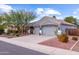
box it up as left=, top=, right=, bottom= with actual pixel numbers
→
left=34, top=27, right=40, bottom=35
left=42, top=26, right=57, bottom=36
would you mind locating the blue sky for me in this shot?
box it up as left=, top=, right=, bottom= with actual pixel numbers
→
left=0, top=4, right=79, bottom=21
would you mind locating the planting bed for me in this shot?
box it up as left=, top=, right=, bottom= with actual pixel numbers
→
left=39, top=36, right=79, bottom=52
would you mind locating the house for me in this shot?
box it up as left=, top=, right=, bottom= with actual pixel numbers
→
left=29, top=16, right=77, bottom=36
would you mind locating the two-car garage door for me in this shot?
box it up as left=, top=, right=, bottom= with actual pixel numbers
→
left=34, top=26, right=57, bottom=36
left=42, top=26, right=57, bottom=36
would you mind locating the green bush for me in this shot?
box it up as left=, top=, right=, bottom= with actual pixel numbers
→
left=0, top=25, right=5, bottom=30
left=8, top=30, right=18, bottom=34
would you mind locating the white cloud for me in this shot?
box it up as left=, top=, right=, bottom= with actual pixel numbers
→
left=73, top=16, right=77, bottom=18
left=0, top=4, right=13, bottom=12
left=45, top=8, right=61, bottom=15
left=33, top=8, right=62, bottom=22
left=73, top=11, right=77, bottom=14
left=36, top=8, right=44, bottom=15
left=73, top=8, right=79, bottom=14
left=56, top=16, right=63, bottom=19
left=35, top=8, right=61, bottom=17
left=37, top=8, right=44, bottom=12
left=70, top=15, right=79, bottom=19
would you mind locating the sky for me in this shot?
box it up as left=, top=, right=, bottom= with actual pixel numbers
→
left=0, top=4, right=79, bottom=22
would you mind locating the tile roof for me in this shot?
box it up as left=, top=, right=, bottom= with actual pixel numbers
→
left=29, top=16, right=75, bottom=27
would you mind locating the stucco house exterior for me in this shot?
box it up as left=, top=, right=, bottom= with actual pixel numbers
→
left=29, top=16, right=77, bottom=36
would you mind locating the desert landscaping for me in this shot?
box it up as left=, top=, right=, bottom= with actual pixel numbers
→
left=0, top=4, right=79, bottom=55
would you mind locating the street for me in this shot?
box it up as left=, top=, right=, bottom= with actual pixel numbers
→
left=0, top=41, right=47, bottom=55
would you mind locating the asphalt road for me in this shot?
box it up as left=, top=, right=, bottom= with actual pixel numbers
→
left=0, top=41, right=47, bottom=55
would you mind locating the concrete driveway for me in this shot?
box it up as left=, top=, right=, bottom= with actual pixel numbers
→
left=0, top=35, right=53, bottom=55
left=10, top=35, right=53, bottom=44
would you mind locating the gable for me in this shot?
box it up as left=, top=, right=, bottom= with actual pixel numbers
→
left=40, top=18, right=58, bottom=26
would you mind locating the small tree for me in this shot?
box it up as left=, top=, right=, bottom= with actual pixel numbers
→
left=64, top=16, right=75, bottom=24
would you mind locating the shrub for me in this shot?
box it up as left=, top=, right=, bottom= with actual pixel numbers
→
left=57, top=34, right=68, bottom=43
left=0, top=25, right=5, bottom=30
left=72, top=36, right=78, bottom=41
left=0, top=30, right=4, bottom=35
left=7, top=32, right=10, bottom=35
left=16, top=34, right=20, bottom=37
left=8, top=30, right=18, bottom=34
left=0, top=25, right=5, bottom=34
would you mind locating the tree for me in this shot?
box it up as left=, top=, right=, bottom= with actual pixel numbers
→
left=64, top=16, right=75, bottom=24
left=0, top=15, right=6, bottom=25
left=3, top=10, right=36, bottom=34
left=64, top=16, right=79, bottom=28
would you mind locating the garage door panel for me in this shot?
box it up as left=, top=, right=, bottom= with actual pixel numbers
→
left=42, top=26, right=57, bottom=36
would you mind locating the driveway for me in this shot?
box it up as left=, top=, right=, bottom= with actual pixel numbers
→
left=0, top=35, right=53, bottom=55
left=10, top=35, right=53, bottom=44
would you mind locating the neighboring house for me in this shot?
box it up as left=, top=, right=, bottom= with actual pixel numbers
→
left=29, top=16, right=77, bottom=36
